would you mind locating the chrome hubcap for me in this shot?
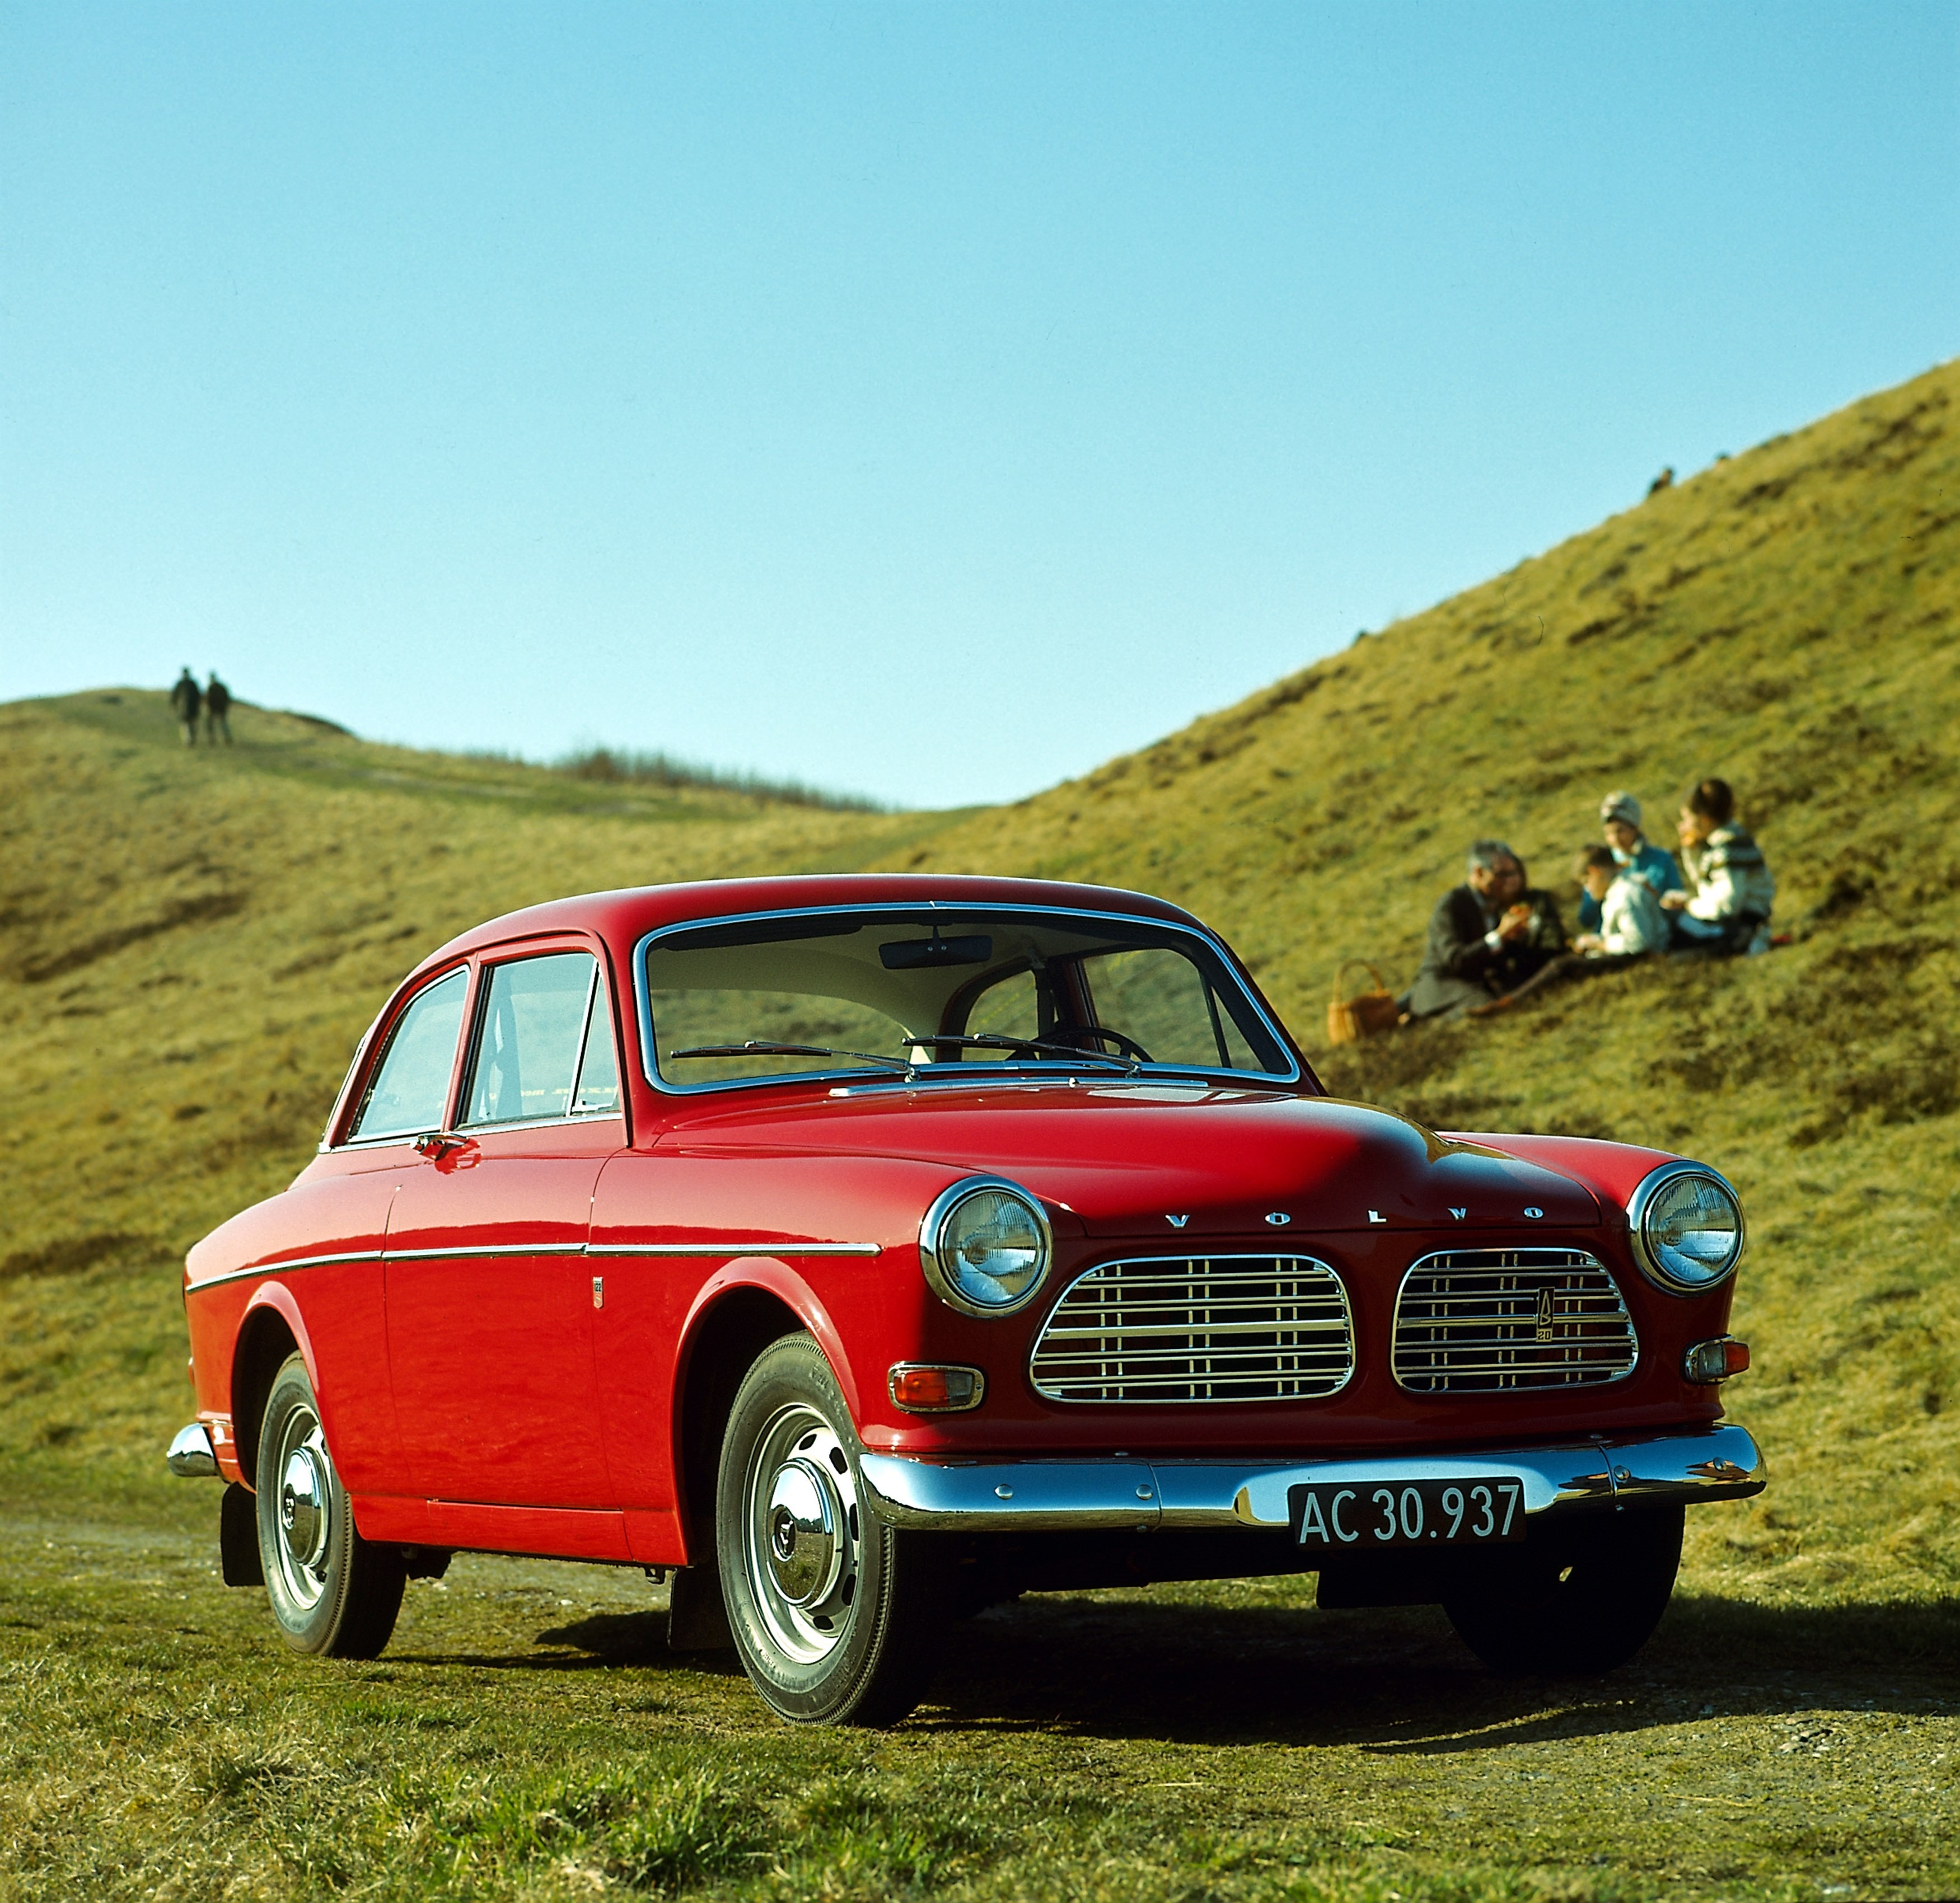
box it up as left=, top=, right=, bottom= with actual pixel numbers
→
left=744, top=1405, right=860, bottom=1664
left=280, top=1448, right=328, bottom=1567
left=764, top=1457, right=843, bottom=1607
left=271, top=1406, right=334, bottom=1611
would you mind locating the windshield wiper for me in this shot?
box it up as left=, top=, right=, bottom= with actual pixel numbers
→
left=665, top=1040, right=913, bottom=1074
left=906, top=1032, right=1141, bottom=1075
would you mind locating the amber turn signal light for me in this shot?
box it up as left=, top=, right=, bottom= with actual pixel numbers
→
left=1682, top=1337, right=1750, bottom=1384
left=888, top=1363, right=986, bottom=1413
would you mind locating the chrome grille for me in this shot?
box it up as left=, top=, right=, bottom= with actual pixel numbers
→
left=1029, top=1255, right=1354, bottom=1403
left=1392, top=1248, right=1638, bottom=1393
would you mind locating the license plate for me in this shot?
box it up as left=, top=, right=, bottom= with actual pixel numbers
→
left=1289, top=1477, right=1526, bottom=1551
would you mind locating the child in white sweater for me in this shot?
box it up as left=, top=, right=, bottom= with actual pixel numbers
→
left=1573, top=846, right=1668, bottom=957
left=1469, top=846, right=1663, bottom=1015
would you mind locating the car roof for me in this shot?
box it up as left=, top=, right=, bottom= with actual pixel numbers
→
left=407, top=874, right=1209, bottom=980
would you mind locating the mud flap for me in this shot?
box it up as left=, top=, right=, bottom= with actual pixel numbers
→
left=667, top=1563, right=733, bottom=1651
left=219, top=1482, right=264, bottom=1588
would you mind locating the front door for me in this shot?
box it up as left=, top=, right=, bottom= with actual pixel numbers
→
left=383, top=949, right=624, bottom=1507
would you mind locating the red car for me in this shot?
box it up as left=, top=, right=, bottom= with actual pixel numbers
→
left=168, top=874, right=1762, bottom=1723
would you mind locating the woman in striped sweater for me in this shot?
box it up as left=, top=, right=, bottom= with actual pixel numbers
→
left=1660, top=777, right=1776, bottom=955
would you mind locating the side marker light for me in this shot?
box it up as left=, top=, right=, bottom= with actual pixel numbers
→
left=1683, top=1337, right=1750, bottom=1384
left=888, top=1363, right=986, bottom=1413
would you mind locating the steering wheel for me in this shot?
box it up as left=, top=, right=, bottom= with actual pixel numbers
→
left=1056, top=1024, right=1153, bottom=1063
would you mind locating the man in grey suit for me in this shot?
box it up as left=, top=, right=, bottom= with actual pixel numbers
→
left=1402, top=840, right=1567, bottom=1019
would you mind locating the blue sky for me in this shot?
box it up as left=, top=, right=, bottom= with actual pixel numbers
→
left=2, top=2, right=1954, bottom=807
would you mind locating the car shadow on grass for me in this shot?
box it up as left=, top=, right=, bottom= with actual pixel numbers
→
left=895, top=1590, right=1960, bottom=1746
left=394, top=1590, right=1958, bottom=1742
left=389, top=1609, right=750, bottom=1681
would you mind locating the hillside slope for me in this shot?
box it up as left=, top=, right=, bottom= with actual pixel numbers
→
left=2, top=363, right=1954, bottom=1613
left=879, top=359, right=1960, bottom=1605
left=889, top=361, right=1958, bottom=1044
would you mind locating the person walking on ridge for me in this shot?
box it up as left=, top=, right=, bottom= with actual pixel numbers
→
left=170, top=668, right=202, bottom=746
left=204, top=673, right=233, bottom=744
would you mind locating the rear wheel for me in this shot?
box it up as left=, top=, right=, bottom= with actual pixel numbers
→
left=1444, top=1505, right=1683, bottom=1676
left=255, top=1353, right=405, bottom=1658
left=716, top=1333, right=942, bottom=1724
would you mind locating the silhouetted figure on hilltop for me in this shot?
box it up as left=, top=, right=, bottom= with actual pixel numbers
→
left=170, top=669, right=202, bottom=746
left=1400, top=840, right=1567, bottom=1019
left=1647, top=467, right=1674, bottom=496
left=205, top=674, right=233, bottom=744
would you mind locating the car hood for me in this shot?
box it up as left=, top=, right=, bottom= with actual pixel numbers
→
left=656, top=1082, right=1602, bottom=1235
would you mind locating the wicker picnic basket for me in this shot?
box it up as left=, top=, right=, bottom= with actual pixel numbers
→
left=1326, top=959, right=1399, bottom=1046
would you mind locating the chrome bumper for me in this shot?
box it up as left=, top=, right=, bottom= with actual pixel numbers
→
left=166, top=1423, right=219, bottom=1478
left=859, top=1422, right=1765, bottom=1535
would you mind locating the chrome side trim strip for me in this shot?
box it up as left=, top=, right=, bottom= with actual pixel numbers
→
left=189, top=1249, right=385, bottom=1291
left=165, top=1423, right=219, bottom=1478
left=858, top=1422, right=1766, bottom=1535
left=188, top=1239, right=883, bottom=1293
left=586, top=1241, right=883, bottom=1258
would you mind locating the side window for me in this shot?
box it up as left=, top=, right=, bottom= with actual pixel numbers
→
left=349, top=968, right=470, bottom=1141
left=462, top=953, right=599, bottom=1127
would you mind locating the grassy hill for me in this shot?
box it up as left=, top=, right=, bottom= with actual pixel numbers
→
left=2, top=360, right=1956, bottom=1901
left=891, top=359, right=1960, bottom=1611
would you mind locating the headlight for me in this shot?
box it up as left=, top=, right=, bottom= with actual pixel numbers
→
left=919, top=1177, right=1052, bottom=1318
left=1626, top=1162, right=1745, bottom=1293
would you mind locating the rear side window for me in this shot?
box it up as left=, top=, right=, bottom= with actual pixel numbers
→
left=462, top=952, right=621, bottom=1127
left=349, top=968, right=469, bottom=1141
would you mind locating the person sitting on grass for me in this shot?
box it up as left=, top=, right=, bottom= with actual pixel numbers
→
left=1659, top=777, right=1776, bottom=956
left=1401, top=840, right=1567, bottom=1020
left=1577, top=790, right=1683, bottom=934
left=1471, top=845, right=1667, bottom=1015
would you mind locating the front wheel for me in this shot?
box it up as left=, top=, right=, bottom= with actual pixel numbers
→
left=1444, top=1504, right=1683, bottom=1676
left=716, top=1333, right=942, bottom=1724
left=255, top=1353, right=405, bottom=1658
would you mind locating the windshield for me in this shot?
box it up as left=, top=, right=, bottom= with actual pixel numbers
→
left=637, top=906, right=1294, bottom=1090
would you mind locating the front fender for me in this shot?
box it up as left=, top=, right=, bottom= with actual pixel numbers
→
left=674, top=1257, right=864, bottom=1424
left=224, top=1282, right=322, bottom=1485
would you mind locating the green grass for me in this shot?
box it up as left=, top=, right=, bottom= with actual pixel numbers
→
left=3, top=359, right=1958, bottom=1899
left=5, top=1521, right=1955, bottom=1902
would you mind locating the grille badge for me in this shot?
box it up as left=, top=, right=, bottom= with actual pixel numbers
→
left=1165, top=1214, right=1189, bottom=1229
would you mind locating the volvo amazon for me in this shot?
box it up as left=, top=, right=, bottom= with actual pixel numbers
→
left=167, top=875, right=1763, bottom=1724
